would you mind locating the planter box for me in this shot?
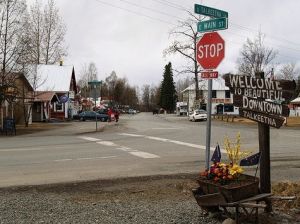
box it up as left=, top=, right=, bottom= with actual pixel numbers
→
left=197, top=174, right=259, bottom=202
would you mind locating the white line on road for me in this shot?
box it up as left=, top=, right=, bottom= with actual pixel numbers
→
left=119, top=133, right=226, bottom=153
left=76, top=156, right=117, bottom=160
left=129, top=151, right=160, bottom=159
left=54, top=156, right=117, bottom=162
left=119, top=133, right=144, bottom=137
left=96, top=141, right=118, bottom=147
left=151, top=127, right=183, bottom=130
left=78, top=136, right=102, bottom=141
left=54, top=159, right=73, bottom=162
left=77, top=136, right=160, bottom=159
left=0, top=147, right=44, bottom=152
left=145, top=136, right=169, bottom=142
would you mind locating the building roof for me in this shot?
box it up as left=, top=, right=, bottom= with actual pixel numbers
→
left=182, top=78, right=229, bottom=93
left=34, top=91, right=59, bottom=102
left=26, top=64, right=75, bottom=92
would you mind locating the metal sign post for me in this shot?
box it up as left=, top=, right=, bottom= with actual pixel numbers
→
left=88, top=80, right=102, bottom=131
left=194, top=4, right=227, bottom=170
left=205, top=79, right=213, bottom=169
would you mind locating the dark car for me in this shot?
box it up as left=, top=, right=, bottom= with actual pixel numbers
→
left=73, top=111, right=109, bottom=121
left=96, top=108, right=108, bottom=115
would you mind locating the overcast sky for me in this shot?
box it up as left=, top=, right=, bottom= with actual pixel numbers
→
left=29, top=0, right=300, bottom=87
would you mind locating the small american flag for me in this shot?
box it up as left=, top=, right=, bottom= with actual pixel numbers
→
left=211, top=144, right=221, bottom=163
left=240, top=152, right=261, bottom=166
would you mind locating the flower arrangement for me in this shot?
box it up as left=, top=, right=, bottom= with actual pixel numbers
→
left=200, top=132, right=251, bottom=185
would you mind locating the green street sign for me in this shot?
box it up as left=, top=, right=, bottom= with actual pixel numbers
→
left=197, top=17, right=228, bottom=32
left=194, top=4, right=228, bottom=18
left=88, top=80, right=102, bottom=85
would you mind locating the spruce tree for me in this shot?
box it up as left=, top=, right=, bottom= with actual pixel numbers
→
left=160, top=62, right=176, bottom=113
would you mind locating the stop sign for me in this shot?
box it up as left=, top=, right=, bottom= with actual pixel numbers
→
left=196, top=32, right=225, bottom=69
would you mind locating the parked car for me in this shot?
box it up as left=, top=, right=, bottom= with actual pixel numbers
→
left=73, top=111, right=110, bottom=121
left=128, top=109, right=137, bottom=114
left=96, top=108, right=108, bottom=115
left=189, top=109, right=207, bottom=122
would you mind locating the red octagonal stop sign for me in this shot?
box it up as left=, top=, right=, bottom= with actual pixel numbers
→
left=197, top=32, right=225, bottom=70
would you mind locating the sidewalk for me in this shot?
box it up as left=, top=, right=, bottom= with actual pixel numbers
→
left=1, top=120, right=116, bottom=137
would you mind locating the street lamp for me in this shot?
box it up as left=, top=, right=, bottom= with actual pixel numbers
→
left=88, top=80, right=102, bottom=131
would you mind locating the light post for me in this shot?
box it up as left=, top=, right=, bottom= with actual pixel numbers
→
left=88, top=80, right=102, bottom=131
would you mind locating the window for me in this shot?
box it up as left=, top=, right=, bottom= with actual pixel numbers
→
left=224, top=104, right=234, bottom=112
left=225, top=90, right=231, bottom=98
left=55, top=102, right=63, bottom=112
left=212, top=90, right=217, bottom=98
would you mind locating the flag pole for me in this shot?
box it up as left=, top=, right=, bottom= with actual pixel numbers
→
left=254, top=154, right=262, bottom=179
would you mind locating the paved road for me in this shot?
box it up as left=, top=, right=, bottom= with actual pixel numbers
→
left=0, top=113, right=299, bottom=187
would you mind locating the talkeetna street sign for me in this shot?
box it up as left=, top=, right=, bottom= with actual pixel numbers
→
left=239, top=108, right=285, bottom=129
left=198, top=17, right=228, bottom=33
left=201, top=71, right=218, bottom=79
left=233, top=95, right=290, bottom=117
left=197, top=32, right=225, bottom=69
left=194, top=4, right=228, bottom=18
left=223, top=74, right=297, bottom=128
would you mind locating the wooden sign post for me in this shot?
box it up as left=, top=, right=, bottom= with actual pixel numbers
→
left=224, top=73, right=297, bottom=211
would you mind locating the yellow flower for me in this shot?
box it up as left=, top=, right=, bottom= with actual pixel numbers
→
left=229, top=164, right=244, bottom=176
left=224, top=132, right=251, bottom=165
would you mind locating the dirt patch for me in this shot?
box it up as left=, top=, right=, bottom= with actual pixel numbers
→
left=272, top=181, right=300, bottom=209
left=1, top=173, right=299, bottom=222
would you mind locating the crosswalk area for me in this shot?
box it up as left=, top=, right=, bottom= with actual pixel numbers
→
left=78, top=136, right=160, bottom=159
left=78, top=133, right=225, bottom=160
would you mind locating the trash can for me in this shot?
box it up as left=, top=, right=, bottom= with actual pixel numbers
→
left=3, top=118, right=16, bottom=135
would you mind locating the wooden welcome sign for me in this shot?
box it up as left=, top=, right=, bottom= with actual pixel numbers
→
left=223, top=74, right=297, bottom=128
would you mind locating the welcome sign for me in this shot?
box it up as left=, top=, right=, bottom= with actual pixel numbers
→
left=223, top=74, right=297, bottom=128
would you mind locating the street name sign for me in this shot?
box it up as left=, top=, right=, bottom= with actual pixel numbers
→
left=194, top=4, right=228, bottom=18
left=196, top=32, right=225, bottom=69
left=197, top=17, right=228, bottom=33
left=239, top=108, right=285, bottom=129
left=201, top=71, right=218, bottom=79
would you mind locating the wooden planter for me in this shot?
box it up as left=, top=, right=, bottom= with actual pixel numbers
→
left=197, top=174, right=259, bottom=202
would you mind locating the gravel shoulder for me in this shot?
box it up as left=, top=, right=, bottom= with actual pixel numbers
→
left=0, top=173, right=299, bottom=224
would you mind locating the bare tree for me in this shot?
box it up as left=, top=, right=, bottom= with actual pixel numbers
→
left=0, top=0, right=27, bottom=126
left=277, top=63, right=299, bottom=80
left=42, top=0, right=67, bottom=64
left=105, top=71, right=117, bottom=100
left=26, top=0, right=44, bottom=64
left=77, top=62, right=98, bottom=98
left=114, top=78, right=126, bottom=105
left=150, top=84, right=160, bottom=109
left=237, top=32, right=277, bottom=77
left=141, top=84, right=150, bottom=111
left=21, top=64, right=47, bottom=127
left=175, top=76, right=193, bottom=102
left=164, top=12, right=202, bottom=101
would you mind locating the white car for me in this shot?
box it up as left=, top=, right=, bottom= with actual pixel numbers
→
left=189, top=109, right=207, bottom=121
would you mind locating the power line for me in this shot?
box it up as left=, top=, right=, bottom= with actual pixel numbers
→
left=227, top=39, right=300, bottom=62
left=91, top=0, right=177, bottom=26
left=116, top=0, right=183, bottom=20
left=230, top=22, right=300, bottom=48
left=155, top=1, right=300, bottom=49
left=150, top=0, right=190, bottom=11
left=226, top=30, right=300, bottom=54
left=92, top=0, right=300, bottom=56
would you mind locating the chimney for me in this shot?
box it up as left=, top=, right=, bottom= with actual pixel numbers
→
left=60, top=60, right=63, bottom=66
